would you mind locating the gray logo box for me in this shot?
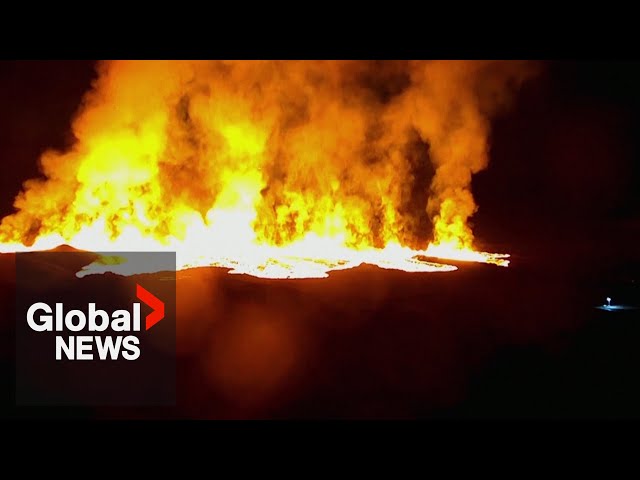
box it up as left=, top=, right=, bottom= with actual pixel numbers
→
left=15, top=251, right=176, bottom=406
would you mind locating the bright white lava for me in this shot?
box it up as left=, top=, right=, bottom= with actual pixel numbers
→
left=0, top=226, right=509, bottom=279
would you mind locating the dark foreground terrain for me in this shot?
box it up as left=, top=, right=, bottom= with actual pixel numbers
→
left=1, top=240, right=639, bottom=419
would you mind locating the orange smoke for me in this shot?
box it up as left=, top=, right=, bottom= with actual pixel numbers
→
left=0, top=61, right=534, bottom=278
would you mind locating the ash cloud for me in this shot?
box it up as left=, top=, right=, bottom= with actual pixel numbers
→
left=0, top=60, right=536, bottom=250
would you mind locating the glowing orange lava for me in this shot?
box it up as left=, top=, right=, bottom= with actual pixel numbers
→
left=0, top=61, right=530, bottom=278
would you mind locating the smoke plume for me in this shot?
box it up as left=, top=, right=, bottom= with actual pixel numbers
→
left=0, top=60, right=535, bottom=254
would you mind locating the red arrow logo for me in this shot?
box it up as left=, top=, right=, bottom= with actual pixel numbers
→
left=136, top=284, right=164, bottom=330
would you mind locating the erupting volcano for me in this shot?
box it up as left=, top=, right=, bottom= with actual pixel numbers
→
left=0, top=61, right=533, bottom=278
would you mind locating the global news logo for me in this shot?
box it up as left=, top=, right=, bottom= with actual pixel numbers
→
left=25, top=284, right=164, bottom=361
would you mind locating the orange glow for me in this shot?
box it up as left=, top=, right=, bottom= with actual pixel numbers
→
left=0, top=61, right=531, bottom=278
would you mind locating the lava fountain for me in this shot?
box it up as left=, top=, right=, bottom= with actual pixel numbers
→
left=0, top=61, right=534, bottom=278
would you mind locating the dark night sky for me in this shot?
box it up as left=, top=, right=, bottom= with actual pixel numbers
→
left=0, top=61, right=97, bottom=219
